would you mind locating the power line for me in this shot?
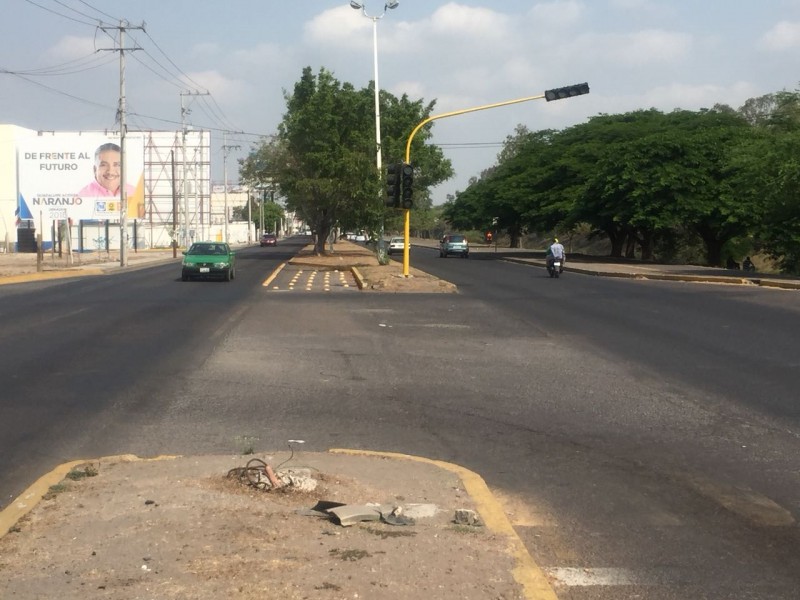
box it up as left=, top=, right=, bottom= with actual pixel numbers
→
left=76, top=0, right=120, bottom=21
left=52, top=0, right=104, bottom=22
left=2, top=70, right=115, bottom=111
left=3, top=53, right=117, bottom=76
left=22, top=0, right=98, bottom=26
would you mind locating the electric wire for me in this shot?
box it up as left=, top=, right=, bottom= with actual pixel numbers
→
left=76, top=0, right=119, bottom=22
left=22, top=0, right=98, bottom=26
left=52, top=0, right=104, bottom=22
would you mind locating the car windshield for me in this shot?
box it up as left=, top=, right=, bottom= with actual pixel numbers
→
left=188, top=244, right=227, bottom=256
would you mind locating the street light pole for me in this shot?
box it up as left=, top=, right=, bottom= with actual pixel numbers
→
left=350, top=1, right=398, bottom=260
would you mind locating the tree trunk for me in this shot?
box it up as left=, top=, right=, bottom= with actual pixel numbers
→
left=605, top=226, right=625, bottom=257
left=704, top=239, right=724, bottom=267
left=625, top=234, right=636, bottom=259
left=640, top=231, right=655, bottom=261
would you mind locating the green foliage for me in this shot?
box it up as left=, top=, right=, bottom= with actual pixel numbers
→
left=240, top=67, right=453, bottom=253
left=445, top=93, right=800, bottom=271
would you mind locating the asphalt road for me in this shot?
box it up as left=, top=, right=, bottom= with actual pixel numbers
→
left=1, top=237, right=799, bottom=598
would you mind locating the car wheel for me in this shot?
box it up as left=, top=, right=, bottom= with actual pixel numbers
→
left=231, top=268, right=236, bottom=280
left=181, top=270, right=189, bottom=282
left=225, top=268, right=232, bottom=282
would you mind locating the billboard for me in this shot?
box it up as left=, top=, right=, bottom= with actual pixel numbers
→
left=17, top=133, right=145, bottom=223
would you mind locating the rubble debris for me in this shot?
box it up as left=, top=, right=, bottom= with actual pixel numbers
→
left=453, top=508, right=482, bottom=526
left=299, top=501, right=418, bottom=527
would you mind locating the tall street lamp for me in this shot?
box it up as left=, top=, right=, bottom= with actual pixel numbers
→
left=350, top=1, right=398, bottom=261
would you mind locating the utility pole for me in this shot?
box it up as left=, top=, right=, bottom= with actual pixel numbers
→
left=100, top=20, right=143, bottom=266
left=221, top=131, right=240, bottom=244
left=180, top=90, right=209, bottom=247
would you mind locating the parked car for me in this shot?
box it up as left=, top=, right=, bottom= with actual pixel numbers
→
left=354, top=232, right=367, bottom=242
left=260, top=233, right=277, bottom=247
left=439, top=234, right=469, bottom=258
left=181, top=242, right=236, bottom=281
left=387, top=236, right=405, bottom=255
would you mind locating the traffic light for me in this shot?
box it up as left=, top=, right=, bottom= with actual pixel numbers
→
left=400, top=162, right=414, bottom=209
left=386, top=162, right=401, bottom=208
left=544, top=82, right=590, bottom=102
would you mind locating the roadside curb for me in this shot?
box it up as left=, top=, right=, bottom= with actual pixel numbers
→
left=351, top=266, right=366, bottom=289
left=331, top=448, right=558, bottom=600
left=501, top=256, right=800, bottom=289
left=0, top=454, right=180, bottom=539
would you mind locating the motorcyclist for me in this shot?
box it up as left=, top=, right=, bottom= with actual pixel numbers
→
left=547, top=237, right=566, bottom=273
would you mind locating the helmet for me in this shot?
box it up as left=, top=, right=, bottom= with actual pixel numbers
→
left=553, top=238, right=559, bottom=243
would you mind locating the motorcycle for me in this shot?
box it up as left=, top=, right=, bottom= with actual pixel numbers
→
left=547, top=257, right=563, bottom=278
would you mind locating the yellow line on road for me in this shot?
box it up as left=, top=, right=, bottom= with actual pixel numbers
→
left=262, top=262, right=287, bottom=287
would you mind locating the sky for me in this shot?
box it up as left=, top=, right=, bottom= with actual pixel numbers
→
left=2, top=0, right=800, bottom=204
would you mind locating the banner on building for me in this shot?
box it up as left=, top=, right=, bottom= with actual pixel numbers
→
left=16, top=133, right=145, bottom=222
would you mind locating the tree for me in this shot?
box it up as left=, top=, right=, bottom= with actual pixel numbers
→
left=240, top=67, right=453, bottom=254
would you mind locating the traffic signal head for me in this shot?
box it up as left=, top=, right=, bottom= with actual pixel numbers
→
left=386, top=162, right=401, bottom=208
left=544, top=82, right=590, bottom=102
left=401, top=162, right=414, bottom=209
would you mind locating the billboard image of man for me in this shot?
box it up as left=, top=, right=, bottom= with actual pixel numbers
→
left=77, top=142, right=136, bottom=198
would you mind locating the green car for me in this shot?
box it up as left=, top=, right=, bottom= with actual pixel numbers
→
left=181, top=242, right=236, bottom=281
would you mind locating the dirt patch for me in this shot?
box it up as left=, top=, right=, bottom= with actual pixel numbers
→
left=0, top=454, right=524, bottom=599
left=0, top=251, right=119, bottom=277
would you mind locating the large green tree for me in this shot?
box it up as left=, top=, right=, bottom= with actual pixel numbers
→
left=240, top=67, right=452, bottom=253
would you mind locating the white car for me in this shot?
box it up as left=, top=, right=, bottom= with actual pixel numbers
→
left=387, top=237, right=405, bottom=255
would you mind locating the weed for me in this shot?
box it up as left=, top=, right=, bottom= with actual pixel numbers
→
left=448, top=524, right=483, bottom=535
left=329, top=548, right=371, bottom=561
left=66, top=465, right=98, bottom=480
left=363, top=526, right=417, bottom=539
left=314, top=582, right=342, bottom=591
left=43, top=483, right=68, bottom=500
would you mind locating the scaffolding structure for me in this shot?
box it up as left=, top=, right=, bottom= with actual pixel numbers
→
left=142, top=129, right=211, bottom=249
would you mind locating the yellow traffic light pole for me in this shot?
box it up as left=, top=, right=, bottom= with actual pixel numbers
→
left=400, top=84, right=589, bottom=277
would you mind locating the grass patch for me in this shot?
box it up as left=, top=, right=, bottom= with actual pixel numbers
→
left=66, top=465, right=98, bottom=480
left=329, top=548, right=371, bottom=561
left=448, top=524, right=483, bottom=535
left=363, top=525, right=416, bottom=539
left=43, top=483, right=68, bottom=500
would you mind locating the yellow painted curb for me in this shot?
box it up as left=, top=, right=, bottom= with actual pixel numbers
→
left=351, top=266, right=366, bottom=290
left=0, top=454, right=180, bottom=540
left=329, top=448, right=558, bottom=600
left=262, top=261, right=287, bottom=287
